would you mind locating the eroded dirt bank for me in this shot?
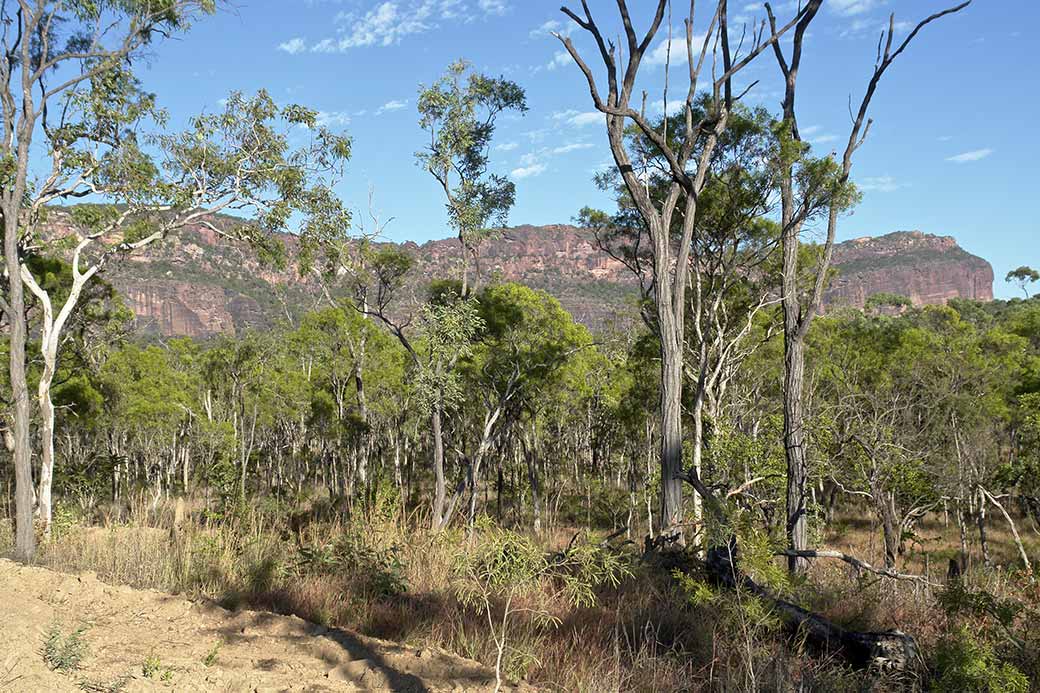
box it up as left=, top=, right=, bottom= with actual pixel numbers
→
left=0, top=559, right=530, bottom=692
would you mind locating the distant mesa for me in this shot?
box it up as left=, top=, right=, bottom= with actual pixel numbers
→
left=824, top=230, right=993, bottom=310
left=41, top=211, right=994, bottom=337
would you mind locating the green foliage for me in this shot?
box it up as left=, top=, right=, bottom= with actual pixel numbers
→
left=931, top=626, right=1028, bottom=693
left=43, top=624, right=90, bottom=673
left=865, top=292, right=913, bottom=312
left=141, top=653, right=173, bottom=681
left=295, top=528, right=408, bottom=599
left=1005, top=266, right=1040, bottom=297
left=202, top=641, right=222, bottom=667
left=417, top=60, right=526, bottom=257
left=453, top=521, right=630, bottom=613
left=414, top=294, right=484, bottom=413
left=938, top=581, right=1024, bottom=636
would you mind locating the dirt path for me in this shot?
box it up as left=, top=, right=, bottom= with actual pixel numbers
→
left=0, top=559, right=530, bottom=692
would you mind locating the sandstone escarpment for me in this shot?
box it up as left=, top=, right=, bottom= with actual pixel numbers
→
left=41, top=210, right=993, bottom=337
left=825, top=231, right=993, bottom=309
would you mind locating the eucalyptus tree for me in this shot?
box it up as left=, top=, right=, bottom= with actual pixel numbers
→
left=1006, top=266, right=1040, bottom=299
left=555, top=0, right=811, bottom=542
left=0, top=0, right=221, bottom=559
left=582, top=101, right=784, bottom=532
left=453, top=282, right=593, bottom=529
left=98, top=343, right=196, bottom=503
left=417, top=60, right=526, bottom=296
left=22, top=89, right=349, bottom=540
left=293, top=306, right=406, bottom=502
left=339, top=245, right=486, bottom=528
left=297, top=308, right=371, bottom=494
left=761, top=0, right=971, bottom=571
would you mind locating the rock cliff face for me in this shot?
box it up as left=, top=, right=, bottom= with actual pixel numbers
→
left=416, top=225, right=635, bottom=329
left=42, top=213, right=993, bottom=337
left=825, top=231, right=994, bottom=309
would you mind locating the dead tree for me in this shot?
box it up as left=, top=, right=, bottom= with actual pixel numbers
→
left=556, top=0, right=810, bottom=543
left=764, top=0, right=971, bottom=573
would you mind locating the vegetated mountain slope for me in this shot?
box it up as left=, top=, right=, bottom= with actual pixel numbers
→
left=43, top=210, right=994, bottom=337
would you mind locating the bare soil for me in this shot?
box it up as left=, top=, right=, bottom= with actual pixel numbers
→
left=0, top=559, right=531, bottom=692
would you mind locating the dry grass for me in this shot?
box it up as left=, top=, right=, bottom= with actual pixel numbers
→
left=4, top=492, right=1038, bottom=691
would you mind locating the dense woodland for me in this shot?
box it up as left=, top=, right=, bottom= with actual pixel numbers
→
left=9, top=280, right=1040, bottom=572
left=3, top=1, right=1039, bottom=692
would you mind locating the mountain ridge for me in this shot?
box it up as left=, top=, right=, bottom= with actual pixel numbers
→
left=41, top=212, right=994, bottom=337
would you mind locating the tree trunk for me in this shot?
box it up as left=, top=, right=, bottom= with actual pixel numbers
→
left=879, top=494, right=899, bottom=569
left=37, top=360, right=56, bottom=539
left=658, top=308, right=685, bottom=543
left=5, top=214, right=34, bottom=561
left=431, top=401, right=446, bottom=529
left=783, top=297, right=810, bottom=573
left=957, top=502, right=969, bottom=572
left=690, top=388, right=705, bottom=536
left=976, top=491, right=991, bottom=567
left=524, top=431, right=541, bottom=534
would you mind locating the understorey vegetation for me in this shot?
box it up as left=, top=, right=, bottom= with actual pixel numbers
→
left=2, top=1, right=1036, bottom=691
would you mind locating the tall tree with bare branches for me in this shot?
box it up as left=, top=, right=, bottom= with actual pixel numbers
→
left=555, top=0, right=809, bottom=542
left=761, top=0, right=971, bottom=572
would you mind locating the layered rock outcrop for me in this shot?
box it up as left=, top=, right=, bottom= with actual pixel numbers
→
left=41, top=213, right=993, bottom=337
left=825, top=231, right=993, bottom=309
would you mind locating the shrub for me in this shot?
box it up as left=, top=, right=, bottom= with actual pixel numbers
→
left=931, top=626, right=1028, bottom=693
left=42, top=623, right=89, bottom=673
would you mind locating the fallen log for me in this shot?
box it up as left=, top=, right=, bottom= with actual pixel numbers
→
left=706, top=539, right=922, bottom=675
left=673, top=470, right=923, bottom=675
left=776, top=549, right=940, bottom=587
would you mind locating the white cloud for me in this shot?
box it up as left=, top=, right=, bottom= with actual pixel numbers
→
left=545, top=50, right=573, bottom=71
left=946, top=148, right=992, bottom=163
left=278, top=37, right=307, bottom=54
left=375, top=99, right=408, bottom=114
left=555, top=111, right=601, bottom=127
left=858, top=176, right=903, bottom=193
left=495, top=142, right=519, bottom=151
left=829, top=0, right=884, bottom=16
left=321, top=2, right=431, bottom=51
left=510, top=139, right=593, bottom=179
left=316, top=111, right=351, bottom=127
left=478, top=0, right=508, bottom=16
left=531, top=19, right=567, bottom=39
left=438, top=0, right=465, bottom=19
left=511, top=163, right=546, bottom=179
left=810, top=134, right=839, bottom=145
left=294, top=0, right=506, bottom=54
left=552, top=143, right=593, bottom=155
left=646, top=35, right=698, bottom=67
left=651, top=98, right=689, bottom=115
left=801, top=125, right=822, bottom=136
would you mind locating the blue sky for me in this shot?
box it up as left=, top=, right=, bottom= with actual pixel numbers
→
left=137, top=0, right=1038, bottom=299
